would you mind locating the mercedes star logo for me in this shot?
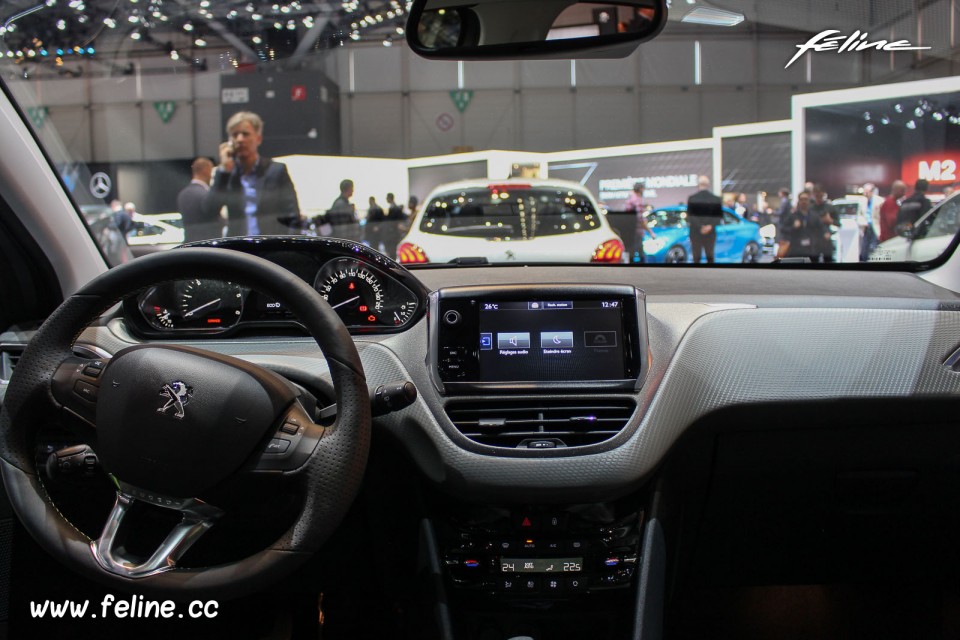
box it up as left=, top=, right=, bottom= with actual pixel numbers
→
left=89, top=172, right=112, bottom=199
left=157, top=381, right=193, bottom=420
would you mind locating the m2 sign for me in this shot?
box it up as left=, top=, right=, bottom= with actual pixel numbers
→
left=902, top=153, right=960, bottom=185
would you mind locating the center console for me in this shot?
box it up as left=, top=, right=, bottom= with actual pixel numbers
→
left=421, top=285, right=655, bottom=638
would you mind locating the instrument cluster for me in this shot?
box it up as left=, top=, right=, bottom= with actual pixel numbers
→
left=123, top=238, right=428, bottom=337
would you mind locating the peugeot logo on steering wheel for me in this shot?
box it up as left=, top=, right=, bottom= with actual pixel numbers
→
left=157, top=381, right=193, bottom=420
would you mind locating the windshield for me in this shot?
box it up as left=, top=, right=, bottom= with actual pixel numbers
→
left=2, top=0, right=958, bottom=266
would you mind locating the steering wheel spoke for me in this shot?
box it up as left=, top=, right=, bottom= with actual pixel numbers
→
left=92, top=480, right=224, bottom=578
left=252, top=402, right=326, bottom=473
left=50, top=356, right=110, bottom=427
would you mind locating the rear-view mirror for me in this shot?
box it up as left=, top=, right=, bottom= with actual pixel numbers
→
left=406, top=0, right=667, bottom=59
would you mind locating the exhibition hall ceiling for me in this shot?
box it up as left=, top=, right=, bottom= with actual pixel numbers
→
left=0, top=0, right=925, bottom=69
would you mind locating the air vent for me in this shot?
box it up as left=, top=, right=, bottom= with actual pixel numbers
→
left=445, top=399, right=636, bottom=449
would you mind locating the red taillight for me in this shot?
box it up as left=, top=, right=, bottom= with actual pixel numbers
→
left=592, top=239, right=624, bottom=263
left=397, top=242, right=429, bottom=264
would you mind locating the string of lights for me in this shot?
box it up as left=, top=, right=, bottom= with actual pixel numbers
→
left=0, top=0, right=413, bottom=71
left=863, top=99, right=960, bottom=134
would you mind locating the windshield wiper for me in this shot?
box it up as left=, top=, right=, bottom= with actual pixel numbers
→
left=447, top=257, right=489, bottom=265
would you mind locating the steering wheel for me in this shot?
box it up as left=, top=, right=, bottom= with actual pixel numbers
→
left=0, top=248, right=371, bottom=598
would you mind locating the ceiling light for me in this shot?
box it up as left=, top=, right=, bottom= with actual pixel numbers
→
left=130, top=31, right=142, bottom=40
left=170, top=50, right=179, bottom=60
left=396, top=26, right=404, bottom=35
left=183, top=22, right=194, bottom=31
left=287, top=20, right=296, bottom=29
left=863, top=111, right=871, bottom=121
left=103, top=17, right=116, bottom=27
left=383, top=36, right=393, bottom=46
left=914, top=106, right=924, bottom=117
left=200, top=0, right=210, bottom=7
left=350, top=31, right=360, bottom=40
left=194, top=37, right=207, bottom=47
left=56, top=19, right=66, bottom=30
left=252, top=13, right=262, bottom=20
left=252, top=35, right=262, bottom=44
left=879, top=115, right=891, bottom=125
left=865, top=124, right=875, bottom=134
left=905, top=119, right=917, bottom=129
left=933, top=111, right=945, bottom=121
left=894, top=103, right=903, bottom=113
left=274, top=21, right=282, bottom=29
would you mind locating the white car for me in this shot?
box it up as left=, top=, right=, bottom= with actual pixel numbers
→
left=397, top=179, right=625, bottom=264
left=126, top=212, right=185, bottom=247
left=870, top=193, right=960, bottom=263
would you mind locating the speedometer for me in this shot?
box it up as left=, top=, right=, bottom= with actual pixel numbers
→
left=314, top=257, right=420, bottom=329
left=314, top=258, right=385, bottom=326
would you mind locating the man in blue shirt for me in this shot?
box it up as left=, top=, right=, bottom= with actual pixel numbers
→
left=208, top=111, right=301, bottom=237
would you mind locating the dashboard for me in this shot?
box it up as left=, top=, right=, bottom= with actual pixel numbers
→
left=121, top=237, right=429, bottom=337
left=24, top=238, right=960, bottom=627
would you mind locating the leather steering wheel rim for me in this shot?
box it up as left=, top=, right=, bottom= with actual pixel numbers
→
left=0, top=247, right=371, bottom=598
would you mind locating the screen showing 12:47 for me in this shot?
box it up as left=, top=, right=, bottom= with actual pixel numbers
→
left=477, top=300, right=626, bottom=382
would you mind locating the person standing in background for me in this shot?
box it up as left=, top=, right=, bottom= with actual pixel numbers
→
left=177, top=157, right=218, bottom=243
left=775, top=188, right=791, bottom=228
left=896, top=179, right=933, bottom=235
left=780, top=191, right=825, bottom=261
left=115, top=202, right=136, bottom=236
left=810, top=184, right=837, bottom=262
left=365, top=195, right=385, bottom=252
left=686, top=175, right=723, bottom=264
left=109, top=199, right=133, bottom=236
left=383, top=192, right=405, bottom=259
left=624, top=181, right=655, bottom=263
left=207, top=111, right=301, bottom=237
left=321, top=179, right=360, bottom=240
left=858, top=182, right=884, bottom=261
left=878, top=180, right=906, bottom=243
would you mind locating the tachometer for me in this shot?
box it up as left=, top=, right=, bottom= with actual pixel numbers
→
left=176, top=279, right=244, bottom=330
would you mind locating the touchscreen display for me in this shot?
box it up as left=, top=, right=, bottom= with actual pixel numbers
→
left=477, top=300, right=626, bottom=381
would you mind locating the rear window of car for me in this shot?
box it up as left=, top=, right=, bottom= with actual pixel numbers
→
left=646, top=209, right=687, bottom=229
left=419, top=187, right=601, bottom=239
left=914, top=196, right=960, bottom=241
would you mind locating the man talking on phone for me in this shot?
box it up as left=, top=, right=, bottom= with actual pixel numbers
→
left=207, top=111, right=302, bottom=237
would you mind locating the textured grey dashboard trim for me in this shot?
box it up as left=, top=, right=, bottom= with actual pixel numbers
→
left=410, top=266, right=960, bottom=303
left=78, top=306, right=960, bottom=504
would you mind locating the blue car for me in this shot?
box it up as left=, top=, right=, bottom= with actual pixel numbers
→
left=641, top=206, right=765, bottom=264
